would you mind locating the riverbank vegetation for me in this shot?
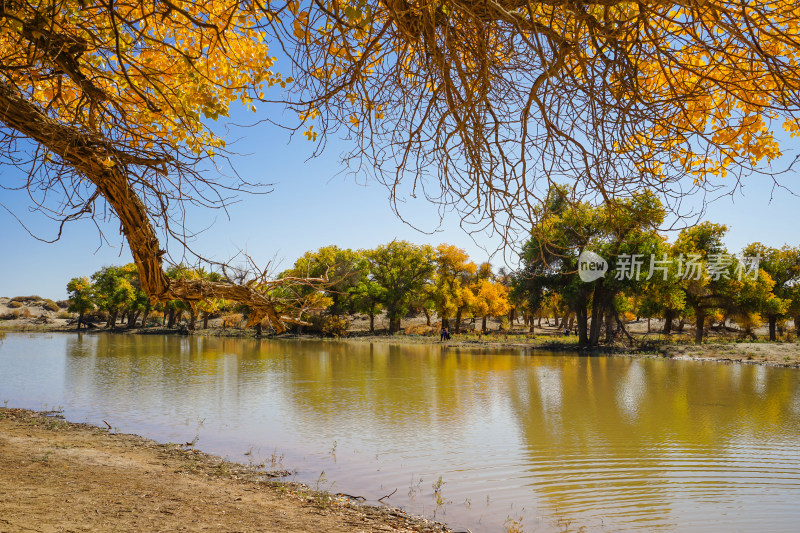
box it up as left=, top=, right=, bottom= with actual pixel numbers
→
left=8, top=196, right=795, bottom=349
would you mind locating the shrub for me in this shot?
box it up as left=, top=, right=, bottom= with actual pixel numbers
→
left=221, top=313, right=242, bottom=329
left=0, top=311, right=20, bottom=320
left=7, top=301, right=23, bottom=309
left=309, top=314, right=350, bottom=337
left=57, top=311, right=73, bottom=319
left=11, top=295, right=41, bottom=303
left=41, top=299, right=60, bottom=312
left=21, top=308, right=32, bottom=318
left=56, top=300, right=70, bottom=309
left=405, top=324, right=438, bottom=336
left=82, top=310, right=109, bottom=323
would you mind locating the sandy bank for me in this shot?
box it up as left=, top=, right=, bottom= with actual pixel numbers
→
left=0, top=408, right=449, bottom=533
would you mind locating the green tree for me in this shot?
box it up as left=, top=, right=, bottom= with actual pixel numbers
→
left=91, top=266, right=137, bottom=329
left=349, top=275, right=386, bottom=333
left=741, top=244, right=800, bottom=340
left=118, top=263, right=150, bottom=328
left=66, top=276, right=95, bottom=330
left=671, top=222, right=737, bottom=344
left=636, top=238, right=687, bottom=334
left=283, top=245, right=367, bottom=316
left=366, top=241, right=435, bottom=334
left=729, top=269, right=787, bottom=340
left=516, top=188, right=665, bottom=346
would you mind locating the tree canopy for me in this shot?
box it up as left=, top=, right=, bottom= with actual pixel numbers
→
left=0, top=0, right=316, bottom=331
left=275, top=0, right=800, bottom=239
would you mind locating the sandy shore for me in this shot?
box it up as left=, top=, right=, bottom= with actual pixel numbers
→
left=0, top=408, right=449, bottom=533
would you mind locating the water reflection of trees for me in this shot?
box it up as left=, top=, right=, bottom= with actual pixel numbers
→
left=64, top=336, right=535, bottom=439
left=504, top=357, right=800, bottom=529
left=64, top=337, right=800, bottom=446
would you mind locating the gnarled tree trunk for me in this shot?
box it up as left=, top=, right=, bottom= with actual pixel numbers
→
left=0, top=79, right=319, bottom=333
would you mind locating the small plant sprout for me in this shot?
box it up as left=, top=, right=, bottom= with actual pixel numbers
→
left=268, top=448, right=284, bottom=469
left=432, top=475, right=448, bottom=507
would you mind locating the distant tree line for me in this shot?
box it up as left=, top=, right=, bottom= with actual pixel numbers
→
left=66, top=190, right=800, bottom=346
left=65, top=243, right=513, bottom=336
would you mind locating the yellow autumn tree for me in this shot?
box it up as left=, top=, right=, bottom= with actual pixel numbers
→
left=274, top=0, right=800, bottom=239
left=471, top=277, right=510, bottom=334
left=0, top=0, right=316, bottom=330
left=430, top=244, right=476, bottom=332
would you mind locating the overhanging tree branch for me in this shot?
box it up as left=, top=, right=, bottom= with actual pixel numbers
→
left=0, top=77, right=319, bottom=332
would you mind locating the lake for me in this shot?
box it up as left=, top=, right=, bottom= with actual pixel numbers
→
left=1, top=332, right=799, bottom=532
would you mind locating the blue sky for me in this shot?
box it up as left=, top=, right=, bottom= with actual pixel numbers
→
left=1, top=106, right=799, bottom=300
left=0, top=111, right=502, bottom=299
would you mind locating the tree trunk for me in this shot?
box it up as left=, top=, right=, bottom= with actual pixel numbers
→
left=387, top=308, right=400, bottom=334
left=369, top=310, right=375, bottom=333
left=126, top=309, right=139, bottom=328
left=107, top=310, right=118, bottom=329
left=254, top=322, right=262, bottom=337
left=203, top=313, right=209, bottom=329
left=604, top=310, right=616, bottom=343
left=77, top=311, right=84, bottom=331
left=455, top=308, right=463, bottom=334
left=188, top=308, right=197, bottom=331
left=663, top=309, right=674, bottom=334
left=0, top=79, right=322, bottom=334
left=576, top=307, right=589, bottom=347
left=481, top=316, right=487, bottom=333
left=768, top=315, right=777, bottom=341
left=167, top=308, right=177, bottom=328
left=141, top=307, right=150, bottom=328
left=647, top=317, right=651, bottom=333
left=589, top=315, right=600, bottom=345
left=614, top=310, right=637, bottom=347
left=588, top=282, right=607, bottom=346
left=423, top=308, right=431, bottom=326
left=694, top=308, right=705, bottom=344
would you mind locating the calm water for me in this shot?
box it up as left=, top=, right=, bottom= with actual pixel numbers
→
left=1, top=333, right=800, bottom=532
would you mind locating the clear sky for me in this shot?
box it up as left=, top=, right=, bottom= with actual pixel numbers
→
left=1, top=104, right=799, bottom=300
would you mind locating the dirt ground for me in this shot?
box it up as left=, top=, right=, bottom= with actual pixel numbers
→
left=0, top=408, right=448, bottom=533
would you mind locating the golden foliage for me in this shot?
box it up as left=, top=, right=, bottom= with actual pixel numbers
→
left=274, top=0, right=800, bottom=237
